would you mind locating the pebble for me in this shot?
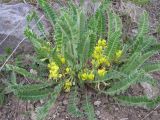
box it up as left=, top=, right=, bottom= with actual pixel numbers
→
left=95, top=110, right=101, bottom=116
left=115, top=107, right=119, bottom=111
left=62, top=100, right=68, bottom=105
left=120, top=118, right=128, bottom=120
left=52, top=114, right=56, bottom=119
left=30, top=69, right=38, bottom=76
left=94, top=100, right=101, bottom=107
left=153, top=111, right=158, bottom=115
left=31, top=111, right=36, bottom=120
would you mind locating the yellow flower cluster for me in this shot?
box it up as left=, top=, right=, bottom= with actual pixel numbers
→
left=46, top=38, right=123, bottom=93
left=92, top=39, right=110, bottom=66
left=64, top=79, right=72, bottom=92
left=58, top=54, right=66, bottom=64
left=97, top=39, right=107, bottom=47
left=98, top=68, right=107, bottom=77
left=60, top=57, right=65, bottom=64
left=81, top=72, right=95, bottom=81
left=66, top=67, right=70, bottom=73
left=48, top=62, right=61, bottom=79
left=116, top=50, right=122, bottom=59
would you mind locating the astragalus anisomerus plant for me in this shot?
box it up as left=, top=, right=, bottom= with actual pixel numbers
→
left=4, top=0, right=160, bottom=120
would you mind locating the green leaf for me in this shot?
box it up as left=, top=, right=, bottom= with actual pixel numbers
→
left=80, top=33, right=91, bottom=64
left=122, top=51, right=157, bottom=74
left=116, top=95, right=160, bottom=108
left=16, top=88, right=51, bottom=101
left=83, top=95, right=96, bottom=120
left=24, top=27, right=51, bottom=58
left=36, top=83, right=63, bottom=120
left=27, top=11, right=45, bottom=34
left=32, top=11, right=45, bottom=34
left=107, top=10, right=115, bottom=39
left=96, top=10, right=106, bottom=38
left=114, top=13, right=122, bottom=32
left=91, top=70, right=126, bottom=83
left=141, top=62, right=160, bottom=73
left=115, top=96, right=152, bottom=108
left=0, top=92, right=4, bottom=105
left=106, top=70, right=143, bottom=95
left=138, top=11, right=149, bottom=36
left=129, top=0, right=149, bottom=5
left=106, top=31, right=121, bottom=60
left=11, top=83, right=52, bottom=93
left=88, top=33, right=97, bottom=57
left=10, top=71, right=17, bottom=85
left=140, top=36, right=157, bottom=52
left=5, top=64, right=44, bottom=81
left=100, top=0, right=111, bottom=12
left=24, top=28, right=42, bottom=49
left=38, top=0, right=57, bottom=26
left=132, top=11, right=149, bottom=52
left=67, top=87, right=83, bottom=117
left=140, top=74, right=157, bottom=86
left=54, top=24, right=63, bottom=50
left=147, top=43, right=160, bottom=52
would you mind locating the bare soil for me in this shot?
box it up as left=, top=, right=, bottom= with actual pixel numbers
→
left=1, top=89, right=160, bottom=120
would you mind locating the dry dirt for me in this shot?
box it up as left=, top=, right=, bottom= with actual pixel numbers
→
left=1, top=89, right=160, bottom=120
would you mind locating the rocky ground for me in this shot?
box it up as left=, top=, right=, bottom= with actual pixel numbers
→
left=0, top=0, right=160, bottom=120
left=0, top=89, right=160, bottom=120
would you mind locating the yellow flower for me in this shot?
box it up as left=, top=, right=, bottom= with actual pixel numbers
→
left=50, top=65, right=59, bottom=71
left=99, top=57, right=106, bottom=63
left=49, top=71, right=59, bottom=79
left=116, top=50, right=122, bottom=59
left=96, top=57, right=110, bottom=66
left=92, top=51, right=103, bottom=60
left=66, top=67, right=70, bottom=73
left=81, top=73, right=88, bottom=80
left=91, top=59, right=96, bottom=66
left=88, top=73, right=95, bottom=80
left=105, top=59, right=110, bottom=66
left=48, top=62, right=57, bottom=68
left=48, top=62, right=59, bottom=79
left=94, top=46, right=103, bottom=53
left=59, top=74, right=62, bottom=78
left=80, top=72, right=95, bottom=81
left=98, top=68, right=107, bottom=77
left=60, top=57, right=65, bottom=64
left=64, top=80, right=72, bottom=92
left=98, top=39, right=107, bottom=47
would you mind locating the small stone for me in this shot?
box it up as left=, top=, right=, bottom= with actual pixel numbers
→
left=27, top=104, right=34, bottom=111
left=95, top=110, right=101, bottom=116
left=115, top=107, right=119, bottom=111
left=31, top=111, right=36, bottom=120
left=0, top=3, right=50, bottom=54
left=120, top=118, right=128, bottom=120
left=63, top=100, right=68, bottom=105
left=141, top=82, right=159, bottom=99
left=153, top=111, right=158, bottom=115
left=94, top=100, right=101, bottom=107
left=40, top=100, right=44, bottom=104
left=131, top=29, right=138, bottom=36
left=52, top=114, right=56, bottom=118
left=30, top=69, right=38, bottom=76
